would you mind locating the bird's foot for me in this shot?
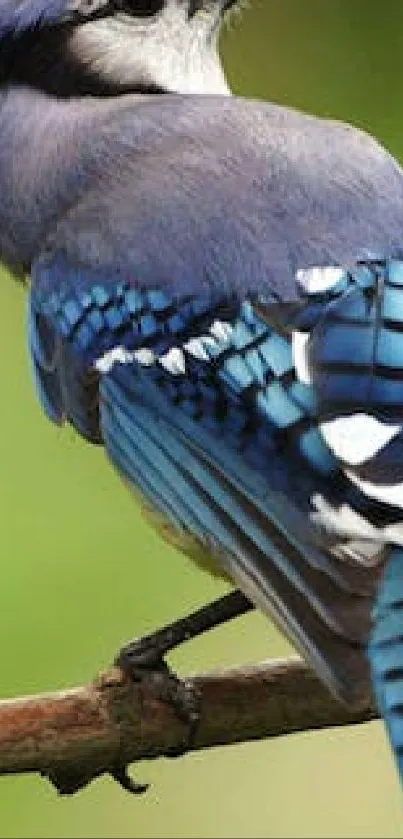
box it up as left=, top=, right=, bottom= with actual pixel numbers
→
left=110, top=634, right=201, bottom=793
left=116, top=635, right=201, bottom=751
left=111, top=592, right=253, bottom=793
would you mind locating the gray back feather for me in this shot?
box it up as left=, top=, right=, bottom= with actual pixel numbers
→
left=2, top=89, right=403, bottom=300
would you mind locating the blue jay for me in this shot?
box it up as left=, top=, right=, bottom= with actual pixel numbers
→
left=3, top=0, right=403, bottom=792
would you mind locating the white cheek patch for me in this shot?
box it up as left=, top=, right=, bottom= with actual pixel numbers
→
left=70, top=7, right=230, bottom=95
left=292, top=330, right=312, bottom=385
left=319, top=413, right=402, bottom=466
left=296, top=266, right=346, bottom=295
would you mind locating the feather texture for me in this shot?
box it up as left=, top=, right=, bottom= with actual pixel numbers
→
left=0, top=0, right=68, bottom=36
left=31, top=257, right=403, bottom=708
left=4, top=0, right=403, bottom=791
left=368, top=547, right=403, bottom=780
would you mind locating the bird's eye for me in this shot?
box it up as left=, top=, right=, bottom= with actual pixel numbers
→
left=113, top=0, right=165, bottom=16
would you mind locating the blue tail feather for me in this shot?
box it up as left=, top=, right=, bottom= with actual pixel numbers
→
left=368, top=548, right=403, bottom=779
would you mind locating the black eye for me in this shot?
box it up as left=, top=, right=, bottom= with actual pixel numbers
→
left=113, top=0, right=165, bottom=15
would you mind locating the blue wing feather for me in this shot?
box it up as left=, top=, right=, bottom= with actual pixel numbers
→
left=28, top=294, right=65, bottom=425
left=29, top=254, right=403, bottom=712
left=308, top=259, right=403, bottom=422
left=28, top=293, right=101, bottom=441
left=101, top=363, right=377, bottom=701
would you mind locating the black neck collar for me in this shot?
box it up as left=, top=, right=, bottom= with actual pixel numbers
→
left=0, top=24, right=167, bottom=98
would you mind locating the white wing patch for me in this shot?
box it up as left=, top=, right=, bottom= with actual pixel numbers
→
left=95, top=320, right=233, bottom=376
left=159, top=347, right=186, bottom=376
left=346, top=471, right=403, bottom=512
left=310, top=494, right=388, bottom=565
left=184, top=337, right=210, bottom=361
left=319, top=413, right=402, bottom=466
left=296, top=266, right=346, bottom=295
left=134, top=348, right=156, bottom=366
left=312, top=485, right=403, bottom=551
left=292, top=330, right=312, bottom=385
left=311, top=493, right=382, bottom=541
left=210, top=319, right=233, bottom=342
left=95, top=346, right=135, bottom=373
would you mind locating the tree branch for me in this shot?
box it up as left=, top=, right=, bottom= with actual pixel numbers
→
left=0, top=657, right=378, bottom=795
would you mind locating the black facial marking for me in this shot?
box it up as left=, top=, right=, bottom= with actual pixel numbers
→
left=0, top=22, right=166, bottom=97
left=0, top=0, right=228, bottom=98
left=113, top=1, right=165, bottom=16
left=67, top=0, right=165, bottom=23
left=188, top=0, right=204, bottom=18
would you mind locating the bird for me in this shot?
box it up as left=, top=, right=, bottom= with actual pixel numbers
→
left=2, top=0, right=403, bottom=792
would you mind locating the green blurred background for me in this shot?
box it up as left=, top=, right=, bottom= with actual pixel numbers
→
left=1, top=0, right=403, bottom=836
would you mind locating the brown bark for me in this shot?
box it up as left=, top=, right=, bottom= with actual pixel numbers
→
left=0, top=657, right=377, bottom=796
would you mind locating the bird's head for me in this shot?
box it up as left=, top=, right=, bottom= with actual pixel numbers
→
left=0, top=0, right=242, bottom=97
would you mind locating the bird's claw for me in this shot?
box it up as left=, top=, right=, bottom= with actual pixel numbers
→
left=115, top=637, right=201, bottom=757
left=110, top=765, right=149, bottom=795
